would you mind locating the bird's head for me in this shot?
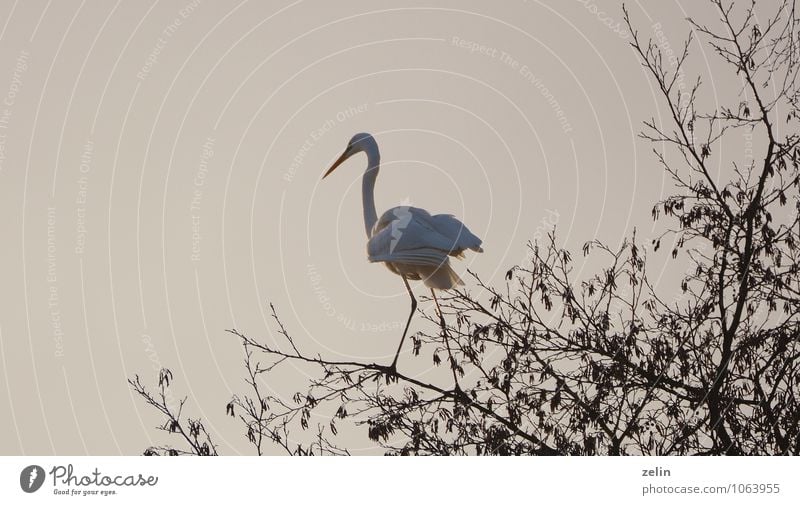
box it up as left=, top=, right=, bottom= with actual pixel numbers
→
left=322, top=132, right=377, bottom=179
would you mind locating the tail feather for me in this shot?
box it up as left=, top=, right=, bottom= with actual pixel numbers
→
left=421, top=261, right=464, bottom=290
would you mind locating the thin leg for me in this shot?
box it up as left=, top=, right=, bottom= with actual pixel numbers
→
left=390, top=275, right=416, bottom=370
left=431, top=289, right=460, bottom=388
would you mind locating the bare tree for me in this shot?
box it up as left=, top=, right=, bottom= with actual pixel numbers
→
left=131, top=0, right=800, bottom=455
left=129, top=369, right=218, bottom=456
left=622, top=0, right=800, bottom=454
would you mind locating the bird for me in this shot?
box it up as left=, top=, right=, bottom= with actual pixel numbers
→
left=322, top=132, right=483, bottom=371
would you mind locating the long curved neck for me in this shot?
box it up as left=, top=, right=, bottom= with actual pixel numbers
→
left=361, top=146, right=380, bottom=238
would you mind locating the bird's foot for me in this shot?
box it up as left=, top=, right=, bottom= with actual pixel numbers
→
left=383, top=362, right=399, bottom=382
left=450, top=384, right=469, bottom=403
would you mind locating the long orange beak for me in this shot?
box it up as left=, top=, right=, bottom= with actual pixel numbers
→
left=322, top=150, right=351, bottom=179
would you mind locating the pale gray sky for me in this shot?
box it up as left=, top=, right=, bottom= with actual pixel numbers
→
left=0, top=0, right=762, bottom=454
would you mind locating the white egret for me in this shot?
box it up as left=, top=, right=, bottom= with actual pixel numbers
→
left=322, top=133, right=483, bottom=370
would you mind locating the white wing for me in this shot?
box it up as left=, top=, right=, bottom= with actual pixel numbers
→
left=429, top=213, right=483, bottom=256
left=367, top=206, right=483, bottom=266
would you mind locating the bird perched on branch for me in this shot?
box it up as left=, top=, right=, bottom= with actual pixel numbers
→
left=322, top=133, right=483, bottom=370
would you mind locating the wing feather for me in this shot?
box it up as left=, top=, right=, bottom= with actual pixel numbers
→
left=367, top=206, right=483, bottom=264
